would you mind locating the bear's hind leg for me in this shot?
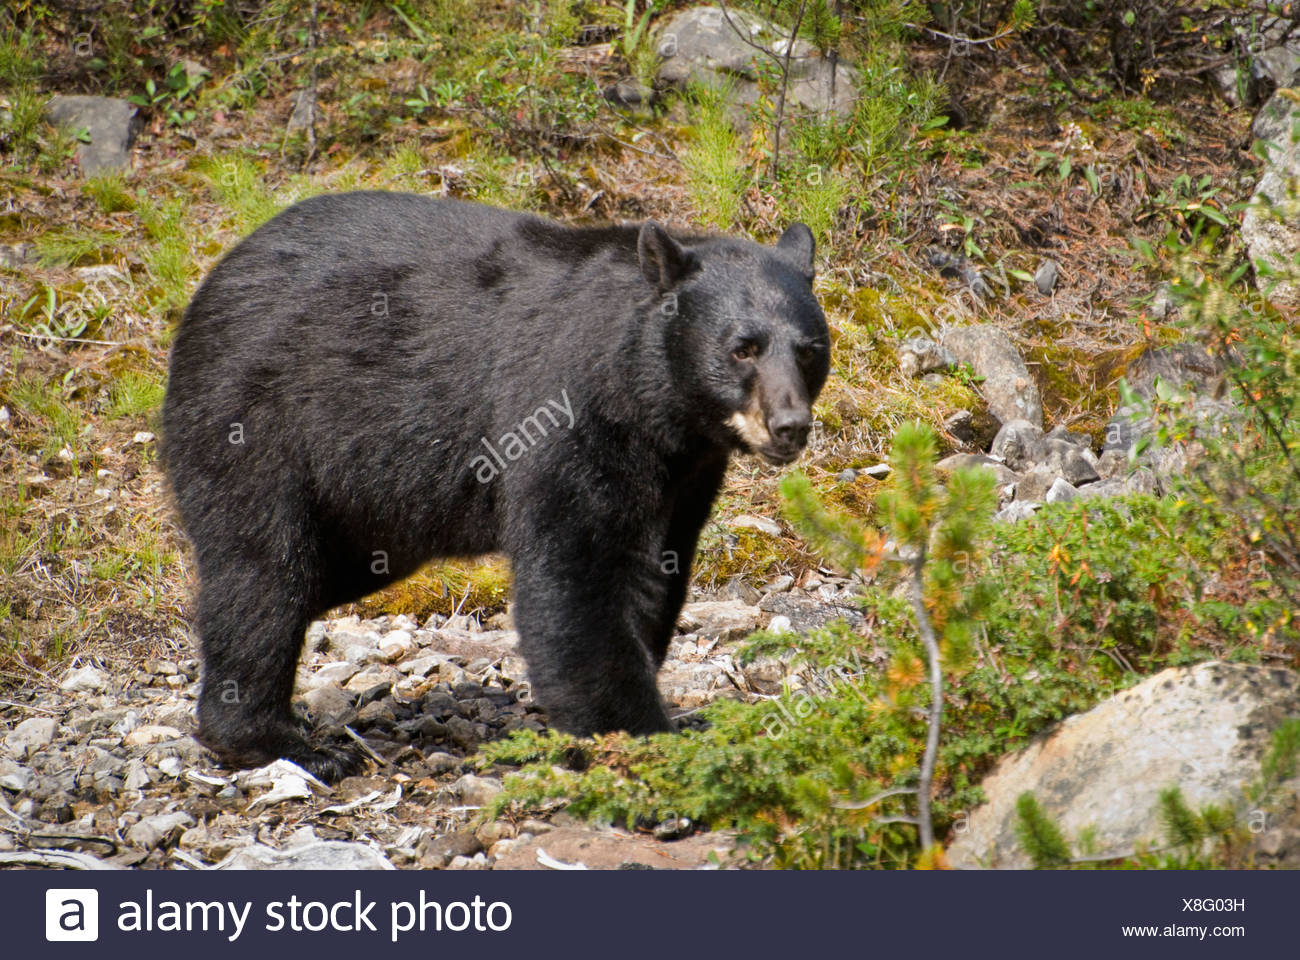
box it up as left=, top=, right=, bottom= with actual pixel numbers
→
left=193, top=552, right=364, bottom=783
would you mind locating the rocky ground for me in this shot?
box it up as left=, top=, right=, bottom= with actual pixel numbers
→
left=0, top=586, right=861, bottom=870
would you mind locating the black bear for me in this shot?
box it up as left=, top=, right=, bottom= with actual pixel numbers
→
left=161, top=192, right=830, bottom=782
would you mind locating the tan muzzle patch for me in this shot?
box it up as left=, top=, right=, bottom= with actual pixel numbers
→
left=727, top=407, right=771, bottom=449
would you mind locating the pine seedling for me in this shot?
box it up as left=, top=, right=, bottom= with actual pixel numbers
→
left=1015, top=792, right=1073, bottom=867
left=781, top=421, right=996, bottom=855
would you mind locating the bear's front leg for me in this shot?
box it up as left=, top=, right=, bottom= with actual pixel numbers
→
left=507, top=502, right=674, bottom=737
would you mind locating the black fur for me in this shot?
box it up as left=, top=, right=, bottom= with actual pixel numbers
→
left=161, top=192, right=829, bottom=782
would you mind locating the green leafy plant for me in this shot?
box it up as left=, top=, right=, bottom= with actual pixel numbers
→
left=128, top=62, right=205, bottom=127
left=619, top=0, right=656, bottom=66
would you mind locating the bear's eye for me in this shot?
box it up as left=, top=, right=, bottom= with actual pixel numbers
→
left=796, top=341, right=824, bottom=364
left=732, top=342, right=759, bottom=362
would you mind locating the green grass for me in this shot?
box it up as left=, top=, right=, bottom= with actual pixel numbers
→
left=198, top=154, right=283, bottom=234
left=0, top=27, right=42, bottom=86
left=780, top=171, right=846, bottom=248
left=137, top=194, right=193, bottom=315
left=6, top=375, right=83, bottom=450
left=107, top=370, right=165, bottom=420
left=34, top=227, right=127, bottom=267
left=382, top=140, right=427, bottom=181
left=83, top=173, right=135, bottom=213
left=2, top=84, right=49, bottom=160
left=682, top=85, right=749, bottom=230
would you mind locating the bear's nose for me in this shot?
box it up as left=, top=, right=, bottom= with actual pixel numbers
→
left=769, top=409, right=811, bottom=448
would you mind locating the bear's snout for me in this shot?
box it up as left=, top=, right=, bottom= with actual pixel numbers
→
left=767, top=407, right=811, bottom=451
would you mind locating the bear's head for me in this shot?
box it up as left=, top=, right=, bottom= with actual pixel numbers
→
left=638, top=221, right=830, bottom=465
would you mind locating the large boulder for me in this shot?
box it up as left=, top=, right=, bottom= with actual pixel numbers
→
left=947, top=662, right=1300, bottom=868
left=656, top=6, right=858, bottom=118
left=45, top=95, right=141, bottom=176
left=1241, top=91, right=1300, bottom=308
left=940, top=325, right=1043, bottom=429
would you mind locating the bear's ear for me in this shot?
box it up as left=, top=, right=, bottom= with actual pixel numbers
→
left=776, top=222, right=815, bottom=280
left=638, top=221, right=695, bottom=292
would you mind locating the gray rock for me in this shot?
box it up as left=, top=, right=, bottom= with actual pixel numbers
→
left=1044, top=477, right=1078, bottom=503
left=1039, top=438, right=1100, bottom=486
left=941, top=326, right=1043, bottom=428
left=760, top=574, right=795, bottom=594
left=603, top=80, right=654, bottom=109
left=1255, top=45, right=1300, bottom=88
left=989, top=419, right=1044, bottom=470
left=126, top=811, right=194, bottom=849
left=1241, top=90, right=1300, bottom=307
left=1125, top=344, right=1227, bottom=402
left=0, top=243, right=35, bottom=270
left=943, top=410, right=975, bottom=446
left=493, top=824, right=738, bottom=870
left=448, top=852, right=490, bottom=870
left=935, top=453, right=1018, bottom=486
left=1102, top=403, right=1147, bottom=455
left=836, top=468, right=858, bottom=483
left=947, top=663, right=1300, bottom=868
left=861, top=462, right=892, bottom=479
left=453, top=774, right=503, bottom=807
left=1044, top=424, right=1092, bottom=448
left=656, top=6, right=859, bottom=120
left=1095, top=449, right=1128, bottom=480
left=123, top=724, right=183, bottom=746
left=1034, top=258, right=1059, bottom=295
left=45, top=95, right=141, bottom=176
left=743, top=655, right=795, bottom=695
left=1014, top=464, right=1060, bottom=502
left=897, top=337, right=955, bottom=378
left=452, top=770, right=501, bottom=806
left=721, top=576, right=761, bottom=605
left=758, top=591, right=864, bottom=632
left=676, top=600, right=762, bottom=641
left=1074, top=478, right=1125, bottom=501
left=300, top=684, right=355, bottom=724
left=423, top=752, right=461, bottom=775
left=216, top=840, right=395, bottom=870
left=397, top=654, right=446, bottom=677
left=122, top=759, right=152, bottom=790
left=1100, top=468, right=1156, bottom=499
left=60, top=665, right=108, bottom=693
left=344, top=666, right=400, bottom=693
left=0, top=760, right=34, bottom=793
left=943, top=409, right=999, bottom=451
left=420, top=828, right=481, bottom=868
left=729, top=514, right=782, bottom=537
left=309, top=661, right=360, bottom=686
left=5, top=717, right=58, bottom=758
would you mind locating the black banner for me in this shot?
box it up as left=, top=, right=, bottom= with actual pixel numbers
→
left=9, top=870, right=1288, bottom=958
